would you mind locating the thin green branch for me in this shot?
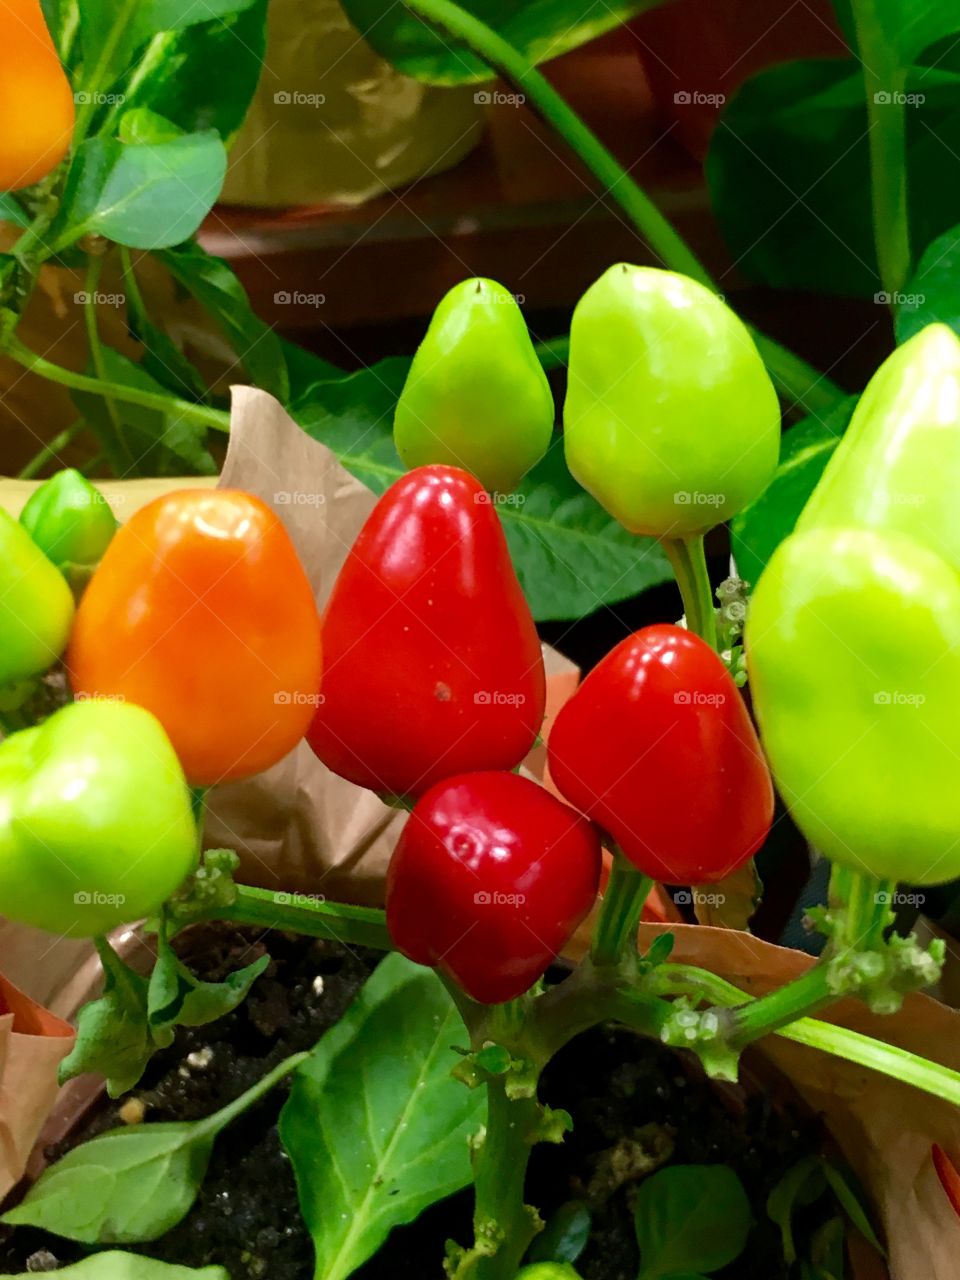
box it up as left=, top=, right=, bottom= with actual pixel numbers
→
left=17, top=420, right=86, bottom=479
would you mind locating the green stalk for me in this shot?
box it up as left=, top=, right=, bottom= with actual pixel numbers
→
left=217, top=883, right=393, bottom=952
left=850, top=0, right=911, bottom=299
left=470, top=1084, right=543, bottom=1280
left=649, top=963, right=960, bottom=1107
left=401, top=0, right=845, bottom=416
left=17, top=421, right=85, bottom=479
left=82, top=253, right=136, bottom=474
left=4, top=337, right=230, bottom=432
left=661, top=534, right=718, bottom=648
left=590, top=853, right=651, bottom=968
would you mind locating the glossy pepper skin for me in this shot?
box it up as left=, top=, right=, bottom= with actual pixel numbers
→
left=394, top=277, right=554, bottom=493
left=0, top=0, right=75, bottom=191
left=747, top=325, right=960, bottom=886
left=68, top=489, right=322, bottom=786
left=548, top=624, right=773, bottom=884
left=386, top=772, right=602, bottom=1004
left=20, top=469, right=118, bottom=593
left=0, top=701, right=196, bottom=937
left=563, top=265, right=780, bottom=537
left=0, top=508, right=74, bottom=687
left=307, top=466, right=546, bottom=799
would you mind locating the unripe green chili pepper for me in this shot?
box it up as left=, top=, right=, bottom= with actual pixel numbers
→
left=394, top=277, right=554, bottom=493
left=747, top=323, right=960, bottom=886
left=20, top=468, right=118, bottom=593
left=0, top=508, right=74, bottom=688
left=563, top=264, right=780, bottom=537
left=0, top=700, right=197, bottom=936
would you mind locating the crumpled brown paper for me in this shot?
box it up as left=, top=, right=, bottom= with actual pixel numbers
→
left=0, top=975, right=74, bottom=1197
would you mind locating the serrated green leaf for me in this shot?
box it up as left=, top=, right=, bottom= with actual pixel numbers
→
left=293, top=358, right=672, bottom=620
left=634, top=1164, right=752, bottom=1278
left=50, top=133, right=226, bottom=252
left=155, top=241, right=288, bottom=402
left=5, top=1053, right=304, bottom=1243
left=339, top=0, right=670, bottom=86
left=0, top=1253, right=228, bottom=1279
left=731, top=397, right=858, bottom=585
left=279, top=952, right=485, bottom=1280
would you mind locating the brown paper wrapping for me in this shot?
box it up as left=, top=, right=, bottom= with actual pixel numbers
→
left=2, top=391, right=960, bottom=1275
left=0, top=975, right=74, bottom=1197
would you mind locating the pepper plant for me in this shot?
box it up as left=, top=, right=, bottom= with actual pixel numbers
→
left=4, top=284, right=960, bottom=1279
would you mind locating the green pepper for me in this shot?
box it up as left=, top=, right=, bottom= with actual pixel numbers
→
left=746, top=323, right=960, bottom=885
left=0, top=507, right=74, bottom=687
left=20, top=468, right=118, bottom=592
left=393, top=277, right=554, bottom=493
left=563, top=264, right=780, bottom=537
left=0, top=699, right=197, bottom=936
left=514, top=1267, right=580, bottom=1279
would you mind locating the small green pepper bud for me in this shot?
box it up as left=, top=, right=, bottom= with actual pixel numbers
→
left=20, top=468, right=118, bottom=591
left=394, top=277, right=554, bottom=493
left=563, top=264, right=780, bottom=537
left=0, top=508, right=74, bottom=687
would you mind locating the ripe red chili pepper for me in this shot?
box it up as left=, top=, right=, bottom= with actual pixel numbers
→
left=68, top=489, right=322, bottom=786
left=547, top=624, right=773, bottom=884
left=386, top=771, right=602, bottom=1003
left=307, top=466, right=546, bottom=799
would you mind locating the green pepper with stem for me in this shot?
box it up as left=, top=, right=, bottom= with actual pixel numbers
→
left=0, top=507, right=74, bottom=688
left=20, top=468, right=118, bottom=593
left=747, top=323, right=960, bottom=885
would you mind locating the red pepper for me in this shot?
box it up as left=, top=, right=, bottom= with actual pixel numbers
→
left=307, top=466, right=546, bottom=799
left=547, top=624, right=773, bottom=884
left=386, top=771, right=602, bottom=1003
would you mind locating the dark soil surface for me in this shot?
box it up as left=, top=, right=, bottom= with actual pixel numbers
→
left=0, top=926, right=835, bottom=1279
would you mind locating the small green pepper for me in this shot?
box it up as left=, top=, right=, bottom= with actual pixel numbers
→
left=747, top=324, right=960, bottom=885
left=514, top=1267, right=580, bottom=1279
left=0, top=507, right=74, bottom=687
left=563, top=264, right=780, bottom=537
left=0, top=699, right=197, bottom=936
left=20, top=468, right=118, bottom=591
left=394, top=277, right=554, bottom=493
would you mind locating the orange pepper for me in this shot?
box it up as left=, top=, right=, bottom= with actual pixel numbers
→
left=0, top=0, right=74, bottom=191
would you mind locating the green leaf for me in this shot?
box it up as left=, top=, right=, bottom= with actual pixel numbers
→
left=339, top=0, right=670, bottom=86
left=707, top=59, right=960, bottom=298
left=148, top=932, right=269, bottom=1032
left=78, top=0, right=260, bottom=98
left=645, top=933, right=675, bottom=967
left=821, top=1160, right=886, bottom=1255
left=896, top=222, right=960, bottom=342
left=118, top=107, right=185, bottom=144
left=279, top=952, right=485, bottom=1280
left=50, top=133, right=226, bottom=252
left=836, top=0, right=960, bottom=64
left=123, top=263, right=209, bottom=401
left=0, top=194, right=30, bottom=228
left=4, top=1053, right=304, bottom=1243
left=0, top=1254, right=228, bottom=1279
left=58, top=941, right=170, bottom=1099
left=731, top=397, right=858, bottom=585
left=634, top=1164, right=752, bottom=1278
left=809, top=1215, right=846, bottom=1277
left=766, top=1156, right=827, bottom=1264
left=72, top=346, right=216, bottom=476
left=527, top=1200, right=592, bottom=1265
left=293, top=360, right=672, bottom=620
left=155, top=241, right=288, bottom=402
left=125, top=0, right=269, bottom=142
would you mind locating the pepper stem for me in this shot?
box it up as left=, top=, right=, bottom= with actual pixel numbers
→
left=661, top=534, right=718, bottom=649
left=590, top=850, right=651, bottom=969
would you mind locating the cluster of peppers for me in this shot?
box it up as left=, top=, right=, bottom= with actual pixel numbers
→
left=2, top=265, right=959, bottom=1018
